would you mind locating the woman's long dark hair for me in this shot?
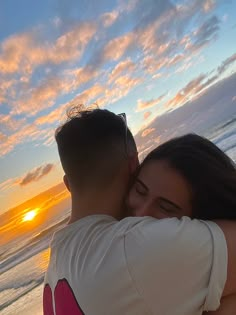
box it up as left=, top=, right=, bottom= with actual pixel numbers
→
left=141, top=134, right=236, bottom=220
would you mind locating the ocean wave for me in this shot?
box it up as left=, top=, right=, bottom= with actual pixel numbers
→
left=0, top=277, right=44, bottom=311
left=1, top=217, right=68, bottom=275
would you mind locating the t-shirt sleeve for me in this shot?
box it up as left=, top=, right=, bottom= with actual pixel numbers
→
left=124, top=217, right=227, bottom=315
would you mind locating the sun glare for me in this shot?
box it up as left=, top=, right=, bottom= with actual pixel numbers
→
left=22, top=209, right=39, bottom=222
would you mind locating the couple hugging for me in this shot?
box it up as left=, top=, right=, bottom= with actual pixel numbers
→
left=44, top=106, right=236, bottom=315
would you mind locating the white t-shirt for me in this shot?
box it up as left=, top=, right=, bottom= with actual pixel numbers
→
left=43, top=215, right=227, bottom=315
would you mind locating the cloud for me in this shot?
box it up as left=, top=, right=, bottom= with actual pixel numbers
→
left=165, top=74, right=207, bottom=109
left=144, top=111, right=152, bottom=120
left=191, top=15, right=220, bottom=51
left=103, top=75, right=142, bottom=106
left=0, top=178, right=17, bottom=191
left=35, top=103, right=68, bottom=126
left=0, top=22, right=98, bottom=117
left=0, top=163, right=55, bottom=192
left=12, top=65, right=98, bottom=116
left=137, top=95, right=165, bottom=111
left=13, top=75, right=74, bottom=116
left=108, top=58, right=135, bottom=83
left=0, top=22, right=96, bottom=76
left=143, top=56, right=166, bottom=74
left=0, top=132, right=7, bottom=142
left=101, top=32, right=135, bottom=63
left=101, top=11, right=119, bottom=27
left=0, top=124, right=43, bottom=157
left=163, top=52, right=236, bottom=112
left=19, top=164, right=55, bottom=186
left=1, top=0, right=224, bottom=121
left=66, top=66, right=98, bottom=89
left=0, top=78, right=16, bottom=103
left=0, top=0, right=231, bottom=159
left=135, top=73, right=236, bottom=153
left=141, top=128, right=155, bottom=137
left=203, top=0, right=216, bottom=13
left=0, top=114, right=26, bottom=133
left=136, top=4, right=221, bottom=78
left=71, top=84, right=104, bottom=105
left=218, top=53, right=236, bottom=75
left=96, top=74, right=142, bottom=108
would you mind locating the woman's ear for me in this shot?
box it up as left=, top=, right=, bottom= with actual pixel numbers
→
left=63, top=175, right=71, bottom=192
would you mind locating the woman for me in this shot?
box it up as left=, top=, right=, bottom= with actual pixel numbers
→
left=127, top=133, right=236, bottom=315
left=128, top=133, right=236, bottom=220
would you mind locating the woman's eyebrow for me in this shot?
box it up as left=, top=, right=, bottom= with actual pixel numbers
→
left=136, top=178, right=148, bottom=190
left=159, top=197, right=182, bottom=210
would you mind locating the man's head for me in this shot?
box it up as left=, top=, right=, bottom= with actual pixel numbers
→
left=55, top=106, right=138, bottom=203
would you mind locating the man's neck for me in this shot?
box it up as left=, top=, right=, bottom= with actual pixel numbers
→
left=68, top=189, right=125, bottom=224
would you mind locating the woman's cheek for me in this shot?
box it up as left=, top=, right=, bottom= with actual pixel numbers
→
left=127, top=189, right=140, bottom=216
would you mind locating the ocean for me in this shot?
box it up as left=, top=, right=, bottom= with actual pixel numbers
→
left=1, top=117, right=236, bottom=315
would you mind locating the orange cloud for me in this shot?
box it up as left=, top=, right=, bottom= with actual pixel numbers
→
left=67, top=66, right=98, bottom=89
left=167, top=54, right=185, bottom=66
left=0, top=22, right=96, bottom=76
left=137, top=95, right=165, bottom=111
left=141, top=128, right=155, bottom=137
left=0, top=124, right=43, bottom=157
left=71, top=84, right=104, bottom=105
left=97, top=75, right=142, bottom=107
left=165, top=74, right=206, bottom=110
left=144, top=111, right=152, bottom=120
left=203, top=0, right=216, bottom=12
left=103, top=33, right=134, bottom=61
left=0, top=114, right=26, bottom=132
left=0, top=178, right=17, bottom=191
left=13, top=76, right=74, bottom=116
left=0, top=78, right=16, bottom=103
left=14, top=65, right=99, bottom=116
left=143, top=55, right=168, bottom=74
left=109, top=58, right=135, bottom=83
left=35, top=103, right=68, bottom=126
left=0, top=132, right=7, bottom=142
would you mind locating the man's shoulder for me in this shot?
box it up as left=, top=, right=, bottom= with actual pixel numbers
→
left=51, top=215, right=214, bottom=243
left=50, top=215, right=222, bottom=255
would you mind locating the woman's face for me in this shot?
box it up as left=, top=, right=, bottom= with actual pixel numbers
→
left=127, top=159, right=193, bottom=219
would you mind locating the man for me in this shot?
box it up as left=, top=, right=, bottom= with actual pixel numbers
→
left=44, top=106, right=236, bottom=315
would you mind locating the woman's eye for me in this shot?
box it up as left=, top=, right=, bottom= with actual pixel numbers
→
left=160, top=205, right=174, bottom=213
left=159, top=201, right=178, bottom=214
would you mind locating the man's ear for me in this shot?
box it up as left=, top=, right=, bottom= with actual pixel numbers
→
left=63, top=175, right=71, bottom=192
left=129, top=153, right=139, bottom=174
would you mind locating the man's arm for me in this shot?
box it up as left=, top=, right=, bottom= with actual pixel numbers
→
left=215, top=221, right=236, bottom=297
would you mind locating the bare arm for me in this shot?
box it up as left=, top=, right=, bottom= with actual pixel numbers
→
left=203, top=294, right=236, bottom=315
left=215, top=221, right=236, bottom=297
left=204, top=221, right=236, bottom=315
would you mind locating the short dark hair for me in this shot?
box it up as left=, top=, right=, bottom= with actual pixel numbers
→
left=141, top=133, right=236, bottom=220
left=55, top=106, right=136, bottom=190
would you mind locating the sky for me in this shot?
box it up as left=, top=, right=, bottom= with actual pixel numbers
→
left=0, top=0, right=236, bottom=214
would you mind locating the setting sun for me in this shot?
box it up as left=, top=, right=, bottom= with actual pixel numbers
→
left=22, top=209, right=39, bottom=222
